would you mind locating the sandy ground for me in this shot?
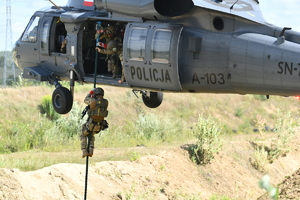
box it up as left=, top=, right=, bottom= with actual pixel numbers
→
left=1, top=136, right=300, bottom=200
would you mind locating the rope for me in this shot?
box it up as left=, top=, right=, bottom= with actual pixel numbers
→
left=84, top=156, right=89, bottom=199
left=84, top=134, right=92, bottom=200
left=94, top=39, right=99, bottom=89
left=84, top=28, right=100, bottom=200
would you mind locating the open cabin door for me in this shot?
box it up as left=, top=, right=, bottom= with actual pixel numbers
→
left=123, top=22, right=183, bottom=91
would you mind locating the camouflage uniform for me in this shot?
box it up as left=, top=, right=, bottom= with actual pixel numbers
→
left=118, top=50, right=126, bottom=83
left=81, top=88, right=109, bottom=158
left=96, top=25, right=122, bottom=79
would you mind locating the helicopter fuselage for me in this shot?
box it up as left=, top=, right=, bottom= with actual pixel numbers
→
left=12, top=0, right=300, bottom=113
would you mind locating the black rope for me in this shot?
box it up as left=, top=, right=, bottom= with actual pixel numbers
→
left=84, top=156, right=89, bottom=200
left=84, top=133, right=92, bottom=200
left=93, top=40, right=99, bottom=89
left=84, top=40, right=99, bottom=200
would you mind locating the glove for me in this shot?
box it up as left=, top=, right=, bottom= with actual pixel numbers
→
left=97, top=42, right=107, bottom=48
left=102, top=120, right=109, bottom=130
left=89, top=90, right=95, bottom=98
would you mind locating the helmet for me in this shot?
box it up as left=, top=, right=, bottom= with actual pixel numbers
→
left=106, top=25, right=116, bottom=36
left=94, top=88, right=104, bottom=96
left=107, top=40, right=118, bottom=50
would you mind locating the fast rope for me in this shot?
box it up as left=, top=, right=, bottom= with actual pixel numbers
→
left=84, top=134, right=92, bottom=200
left=84, top=28, right=100, bottom=200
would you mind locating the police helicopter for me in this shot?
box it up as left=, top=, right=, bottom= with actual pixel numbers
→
left=12, top=0, right=300, bottom=114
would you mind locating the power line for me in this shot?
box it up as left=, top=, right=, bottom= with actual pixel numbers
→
left=4, top=0, right=16, bottom=86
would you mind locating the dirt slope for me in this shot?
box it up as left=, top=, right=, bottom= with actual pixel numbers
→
left=258, top=168, right=300, bottom=200
left=1, top=136, right=300, bottom=200
left=277, top=168, right=300, bottom=199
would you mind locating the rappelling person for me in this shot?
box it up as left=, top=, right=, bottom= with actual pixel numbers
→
left=81, top=87, right=109, bottom=158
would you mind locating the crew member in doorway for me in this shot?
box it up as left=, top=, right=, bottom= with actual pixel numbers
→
left=56, top=18, right=67, bottom=53
left=118, top=26, right=125, bottom=83
left=60, top=39, right=67, bottom=53
left=118, top=50, right=125, bottom=83
left=96, top=25, right=122, bottom=79
left=81, top=88, right=109, bottom=158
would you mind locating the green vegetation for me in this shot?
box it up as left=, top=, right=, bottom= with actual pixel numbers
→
left=0, top=84, right=191, bottom=170
left=209, top=194, right=233, bottom=200
left=259, top=175, right=278, bottom=200
left=251, top=110, right=299, bottom=172
left=0, top=84, right=300, bottom=173
left=189, top=114, right=223, bottom=165
left=1, top=84, right=300, bottom=199
left=0, top=51, right=14, bottom=66
left=0, top=51, right=22, bottom=85
left=39, top=95, right=60, bottom=120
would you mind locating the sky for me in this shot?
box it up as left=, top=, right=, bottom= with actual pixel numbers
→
left=1, top=0, right=300, bottom=51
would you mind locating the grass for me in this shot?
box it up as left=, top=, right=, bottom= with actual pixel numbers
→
left=0, top=146, right=170, bottom=171
left=1, top=84, right=300, bottom=200
left=1, top=84, right=300, bottom=171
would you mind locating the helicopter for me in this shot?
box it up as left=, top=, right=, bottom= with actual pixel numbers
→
left=12, top=0, right=300, bottom=114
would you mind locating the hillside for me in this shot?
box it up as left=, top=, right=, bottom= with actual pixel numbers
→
left=1, top=84, right=300, bottom=135
left=1, top=85, right=300, bottom=199
left=1, top=136, right=300, bottom=199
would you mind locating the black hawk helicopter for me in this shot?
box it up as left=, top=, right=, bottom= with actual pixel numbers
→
left=12, top=0, right=300, bottom=114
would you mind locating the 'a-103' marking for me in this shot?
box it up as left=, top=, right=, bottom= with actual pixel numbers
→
left=277, top=62, right=300, bottom=76
left=192, top=72, right=225, bottom=84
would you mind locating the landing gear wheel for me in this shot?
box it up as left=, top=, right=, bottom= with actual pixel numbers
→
left=142, top=92, right=163, bottom=108
left=52, top=87, right=73, bottom=114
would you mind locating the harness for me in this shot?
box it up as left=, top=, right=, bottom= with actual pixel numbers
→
left=88, top=99, right=108, bottom=117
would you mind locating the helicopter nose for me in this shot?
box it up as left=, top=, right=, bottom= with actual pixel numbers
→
left=12, top=41, right=20, bottom=69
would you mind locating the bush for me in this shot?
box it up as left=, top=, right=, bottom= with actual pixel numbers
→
left=250, top=109, right=299, bottom=171
left=39, top=95, right=60, bottom=120
left=268, top=110, right=298, bottom=162
left=0, top=101, right=84, bottom=153
left=98, top=113, right=185, bottom=148
left=190, top=114, right=223, bottom=165
left=41, top=101, right=84, bottom=150
left=251, top=147, right=269, bottom=172
left=136, top=113, right=164, bottom=140
left=253, top=95, right=267, bottom=101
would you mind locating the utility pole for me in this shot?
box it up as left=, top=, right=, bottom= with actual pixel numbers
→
left=4, top=0, right=15, bottom=86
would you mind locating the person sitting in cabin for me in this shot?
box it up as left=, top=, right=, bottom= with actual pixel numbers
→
left=81, top=87, right=109, bottom=158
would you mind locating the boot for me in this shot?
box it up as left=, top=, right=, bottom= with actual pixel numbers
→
left=88, top=135, right=95, bottom=157
left=80, top=135, right=89, bottom=158
left=118, top=75, right=126, bottom=83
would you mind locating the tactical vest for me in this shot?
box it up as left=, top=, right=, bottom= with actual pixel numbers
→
left=88, top=99, right=108, bottom=117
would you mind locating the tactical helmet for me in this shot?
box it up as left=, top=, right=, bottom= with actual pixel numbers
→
left=94, top=88, right=104, bottom=96
left=107, top=40, right=118, bottom=50
left=106, top=25, right=116, bottom=35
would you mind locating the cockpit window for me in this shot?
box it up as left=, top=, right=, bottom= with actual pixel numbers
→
left=41, top=20, right=50, bottom=50
left=151, top=29, right=172, bottom=63
left=127, top=28, right=147, bottom=61
left=21, top=16, right=40, bottom=43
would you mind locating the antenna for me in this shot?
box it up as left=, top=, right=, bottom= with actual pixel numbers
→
left=4, top=0, right=15, bottom=87
left=230, top=0, right=240, bottom=10
left=47, top=0, right=62, bottom=10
